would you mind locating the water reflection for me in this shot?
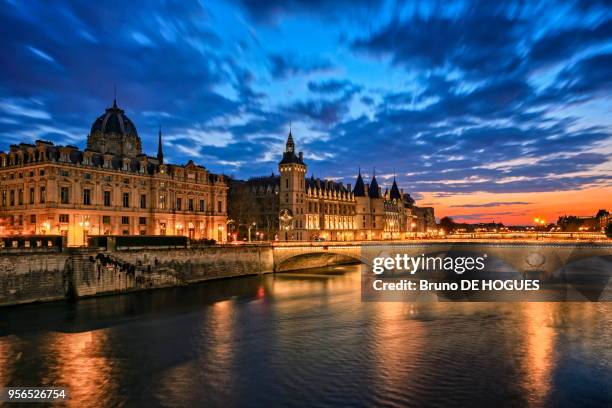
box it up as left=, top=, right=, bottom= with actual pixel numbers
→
left=47, top=330, right=114, bottom=407
left=0, top=265, right=611, bottom=407
left=521, top=303, right=555, bottom=407
left=0, top=336, right=14, bottom=387
left=369, top=302, right=424, bottom=406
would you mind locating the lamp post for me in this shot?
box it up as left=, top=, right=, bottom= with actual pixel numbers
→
left=248, top=222, right=257, bottom=243
left=533, top=217, right=546, bottom=239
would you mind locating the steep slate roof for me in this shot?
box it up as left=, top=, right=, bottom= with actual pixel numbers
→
left=353, top=170, right=366, bottom=196
left=390, top=177, right=402, bottom=200
left=246, top=174, right=280, bottom=187
left=368, top=174, right=381, bottom=198
left=306, top=175, right=349, bottom=193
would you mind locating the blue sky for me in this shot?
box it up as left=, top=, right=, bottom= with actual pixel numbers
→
left=0, top=0, right=610, bottom=223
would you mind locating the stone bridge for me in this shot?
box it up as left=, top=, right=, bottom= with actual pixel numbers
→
left=272, top=241, right=612, bottom=277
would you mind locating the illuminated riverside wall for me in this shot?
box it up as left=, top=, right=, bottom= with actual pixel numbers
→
left=2, top=241, right=611, bottom=307
left=0, top=245, right=274, bottom=307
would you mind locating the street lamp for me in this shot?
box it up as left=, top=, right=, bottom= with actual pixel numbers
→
left=533, top=217, right=546, bottom=239
left=248, top=222, right=257, bottom=243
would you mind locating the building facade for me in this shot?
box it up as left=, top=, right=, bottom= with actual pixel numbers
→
left=0, top=99, right=228, bottom=246
left=556, top=209, right=610, bottom=232
left=230, top=131, right=434, bottom=241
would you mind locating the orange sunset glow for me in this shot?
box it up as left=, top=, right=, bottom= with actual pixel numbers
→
left=422, top=186, right=611, bottom=225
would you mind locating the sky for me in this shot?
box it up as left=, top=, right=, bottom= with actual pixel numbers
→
left=0, top=0, right=610, bottom=225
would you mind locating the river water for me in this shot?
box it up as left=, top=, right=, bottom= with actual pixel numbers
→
left=1, top=265, right=611, bottom=407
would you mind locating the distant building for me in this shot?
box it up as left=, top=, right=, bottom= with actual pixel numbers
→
left=557, top=209, right=609, bottom=232
left=230, top=130, right=434, bottom=241
left=412, top=206, right=437, bottom=233
left=0, top=99, right=228, bottom=245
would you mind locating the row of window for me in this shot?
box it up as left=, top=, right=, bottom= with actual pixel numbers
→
left=9, top=214, right=153, bottom=226
left=1, top=169, right=45, bottom=180
left=2, top=187, right=223, bottom=212
left=1, top=187, right=46, bottom=206
left=283, top=200, right=356, bottom=215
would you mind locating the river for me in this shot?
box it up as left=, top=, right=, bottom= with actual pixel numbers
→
left=1, top=264, right=611, bottom=407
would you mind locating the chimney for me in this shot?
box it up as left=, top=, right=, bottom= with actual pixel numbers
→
left=347, top=183, right=352, bottom=191
left=298, top=151, right=303, bottom=161
left=400, top=188, right=404, bottom=194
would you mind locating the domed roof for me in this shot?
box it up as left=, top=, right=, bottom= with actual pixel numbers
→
left=87, top=99, right=142, bottom=157
left=90, top=99, right=138, bottom=137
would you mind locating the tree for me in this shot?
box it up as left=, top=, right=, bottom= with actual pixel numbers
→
left=228, top=182, right=261, bottom=238
left=439, top=216, right=455, bottom=233
left=605, top=223, right=612, bottom=239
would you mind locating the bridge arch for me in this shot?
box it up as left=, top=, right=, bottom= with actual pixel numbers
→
left=275, top=251, right=364, bottom=272
left=272, top=242, right=612, bottom=277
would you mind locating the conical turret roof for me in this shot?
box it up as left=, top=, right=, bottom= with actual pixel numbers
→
left=353, top=168, right=366, bottom=196
left=390, top=177, right=401, bottom=200
left=368, top=174, right=381, bottom=198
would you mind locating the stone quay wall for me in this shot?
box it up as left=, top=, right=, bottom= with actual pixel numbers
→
left=0, top=245, right=274, bottom=307
left=0, top=249, right=71, bottom=306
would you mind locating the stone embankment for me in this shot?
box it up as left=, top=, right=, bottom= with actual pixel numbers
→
left=0, top=244, right=273, bottom=307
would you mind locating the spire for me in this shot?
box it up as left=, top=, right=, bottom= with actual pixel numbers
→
left=353, top=167, right=366, bottom=197
left=157, top=125, right=164, bottom=164
left=113, top=84, right=118, bottom=108
left=279, top=126, right=305, bottom=166
left=286, top=125, right=295, bottom=153
left=390, top=174, right=401, bottom=200
left=369, top=171, right=381, bottom=198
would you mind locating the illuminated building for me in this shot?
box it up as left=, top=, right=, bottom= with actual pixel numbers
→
left=0, top=99, right=228, bottom=245
left=230, top=131, right=433, bottom=241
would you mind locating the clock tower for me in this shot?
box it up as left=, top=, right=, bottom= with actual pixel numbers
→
left=279, top=129, right=307, bottom=240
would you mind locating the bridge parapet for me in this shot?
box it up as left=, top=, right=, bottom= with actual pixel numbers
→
left=272, top=241, right=612, bottom=275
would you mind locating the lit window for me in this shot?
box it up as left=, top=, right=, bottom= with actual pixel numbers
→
left=60, top=187, right=69, bottom=204
left=83, top=189, right=91, bottom=205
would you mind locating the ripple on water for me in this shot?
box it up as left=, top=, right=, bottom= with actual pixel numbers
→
left=1, top=265, right=611, bottom=407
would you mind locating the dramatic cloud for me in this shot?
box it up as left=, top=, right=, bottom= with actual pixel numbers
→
left=231, top=0, right=378, bottom=23
left=450, top=202, right=532, bottom=208
left=268, top=54, right=333, bottom=79
left=307, top=79, right=361, bottom=95
left=0, top=0, right=610, bottom=223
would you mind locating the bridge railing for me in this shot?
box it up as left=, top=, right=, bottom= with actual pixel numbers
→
left=272, top=233, right=610, bottom=247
